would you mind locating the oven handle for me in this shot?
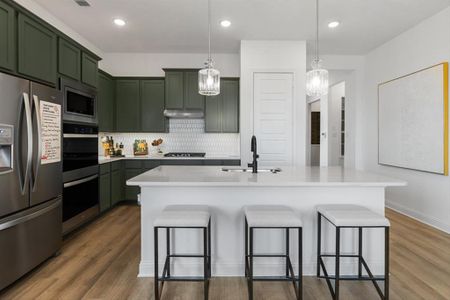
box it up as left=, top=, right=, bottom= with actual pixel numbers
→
left=64, top=174, right=98, bottom=188
left=63, top=134, right=98, bottom=138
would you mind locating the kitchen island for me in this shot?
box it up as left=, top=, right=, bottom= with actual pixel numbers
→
left=127, top=166, right=406, bottom=277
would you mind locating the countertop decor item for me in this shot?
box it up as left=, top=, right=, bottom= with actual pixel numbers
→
left=306, top=0, right=329, bottom=97
left=151, top=138, right=164, bottom=154
left=134, top=139, right=149, bottom=156
left=198, top=0, right=220, bottom=96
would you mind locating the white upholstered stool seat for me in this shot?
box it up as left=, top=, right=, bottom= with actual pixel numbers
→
left=244, top=205, right=302, bottom=227
left=316, top=204, right=390, bottom=227
left=154, top=205, right=210, bottom=227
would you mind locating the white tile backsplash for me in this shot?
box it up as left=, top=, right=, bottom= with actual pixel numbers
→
left=100, top=119, right=240, bottom=157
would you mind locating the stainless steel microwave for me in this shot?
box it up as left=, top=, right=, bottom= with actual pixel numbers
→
left=61, top=78, right=98, bottom=125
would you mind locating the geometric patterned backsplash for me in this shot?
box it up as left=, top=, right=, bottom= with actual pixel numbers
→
left=99, top=118, right=240, bottom=157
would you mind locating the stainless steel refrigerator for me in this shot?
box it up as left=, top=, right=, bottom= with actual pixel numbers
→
left=0, top=72, right=62, bottom=290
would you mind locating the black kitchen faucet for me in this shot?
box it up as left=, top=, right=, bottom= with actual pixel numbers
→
left=248, top=135, right=259, bottom=173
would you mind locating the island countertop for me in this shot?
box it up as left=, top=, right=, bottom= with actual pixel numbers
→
left=127, top=165, right=406, bottom=187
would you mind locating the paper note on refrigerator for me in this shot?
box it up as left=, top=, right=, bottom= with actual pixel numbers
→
left=40, top=100, right=61, bottom=165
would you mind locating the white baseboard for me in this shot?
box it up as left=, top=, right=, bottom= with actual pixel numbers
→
left=138, top=260, right=385, bottom=278
left=386, top=200, right=450, bottom=234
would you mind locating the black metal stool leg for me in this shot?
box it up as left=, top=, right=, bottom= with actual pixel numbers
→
left=358, top=227, right=362, bottom=278
left=166, top=228, right=170, bottom=277
left=317, top=212, right=322, bottom=277
left=298, top=227, right=303, bottom=300
left=208, top=219, right=212, bottom=279
left=249, top=227, right=254, bottom=300
left=154, top=227, right=159, bottom=300
left=245, top=218, right=248, bottom=278
left=335, top=227, right=340, bottom=300
left=203, top=227, right=209, bottom=300
left=385, top=227, right=390, bottom=300
left=286, top=228, right=290, bottom=277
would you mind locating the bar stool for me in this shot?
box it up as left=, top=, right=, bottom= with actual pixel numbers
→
left=316, top=204, right=390, bottom=300
left=244, top=205, right=303, bottom=300
left=154, top=205, right=211, bottom=300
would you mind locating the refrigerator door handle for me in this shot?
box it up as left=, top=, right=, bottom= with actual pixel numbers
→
left=19, top=92, right=33, bottom=194
left=31, top=95, right=42, bottom=191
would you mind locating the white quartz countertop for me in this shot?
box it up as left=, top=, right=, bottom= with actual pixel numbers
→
left=98, top=155, right=241, bottom=164
left=127, top=165, right=407, bottom=187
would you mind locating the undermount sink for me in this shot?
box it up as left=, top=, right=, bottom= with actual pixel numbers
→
left=221, top=167, right=282, bottom=174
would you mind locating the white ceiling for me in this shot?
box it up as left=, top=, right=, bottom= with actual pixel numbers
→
left=33, top=0, right=450, bottom=54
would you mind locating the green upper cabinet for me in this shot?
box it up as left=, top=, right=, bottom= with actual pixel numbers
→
left=17, top=13, right=57, bottom=85
left=165, top=71, right=184, bottom=109
left=221, top=79, right=240, bottom=132
left=141, top=79, right=166, bottom=132
left=164, top=69, right=205, bottom=111
left=81, top=52, right=98, bottom=88
left=184, top=71, right=204, bottom=110
left=98, top=70, right=115, bottom=132
left=205, top=78, right=239, bottom=133
left=0, top=1, right=15, bottom=71
left=116, top=79, right=140, bottom=132
left=58, top=38, right=81, bottom=80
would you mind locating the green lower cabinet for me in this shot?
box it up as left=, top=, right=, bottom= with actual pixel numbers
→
left=0, top=1, right=15, bottom=71
left=17, top=13, right=57, bottom=85
left=205, top=78, right=239, bottom=133
left=141, top=79, right=166, bottom=132
left=111, top=162, right=124, bottom=206
left=99, top=173, right=111, bottom=212
left=125, top=169, right=142, bottom=201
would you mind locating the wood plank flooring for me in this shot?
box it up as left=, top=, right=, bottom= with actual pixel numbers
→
left=1, top=204, right=449, bottom=300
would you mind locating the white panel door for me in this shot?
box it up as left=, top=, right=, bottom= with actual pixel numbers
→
left=253, top=73, right=294, bottom=166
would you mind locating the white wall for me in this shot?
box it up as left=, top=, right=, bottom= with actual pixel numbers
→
left=362, top=7, right=450, bottom=233
left=13, top=0, right=103, bottom=57
left=240, top=40, right=307, bottom=166
left=100, top=53, right=240, bottom=77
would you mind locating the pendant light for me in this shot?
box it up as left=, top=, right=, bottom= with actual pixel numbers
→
left=198, top=0, right=220, bottom=96
left=306, top=0, right=329, bottom=97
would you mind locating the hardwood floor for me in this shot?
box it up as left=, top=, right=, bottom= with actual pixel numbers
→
left=1, top=204, right=449, bottom=300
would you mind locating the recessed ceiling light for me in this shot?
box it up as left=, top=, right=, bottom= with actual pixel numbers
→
left=328, top=21, right=340, bottom=28
left=113, top=18, right=126, bottom=27
left=220, top=20, right=231, bottom=28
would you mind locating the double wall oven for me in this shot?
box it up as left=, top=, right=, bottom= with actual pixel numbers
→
left=61, top=78, right=99, bottom=234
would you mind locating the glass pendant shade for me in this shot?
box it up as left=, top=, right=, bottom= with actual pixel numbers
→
left=199, top=59, right=220, bottom=96
left=306, top=59, right=329, bottom=97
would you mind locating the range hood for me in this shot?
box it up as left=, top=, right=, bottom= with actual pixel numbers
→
left=163, top=109, right=204, bottom=119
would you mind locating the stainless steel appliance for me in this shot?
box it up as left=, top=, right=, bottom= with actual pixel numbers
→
left=61, top=78, right=97, bottom=125
left=164, top=152, right=206, bottom=157
left=0, top=73, right=62, bottom=291
left=62, top=123, right=99, bottom=234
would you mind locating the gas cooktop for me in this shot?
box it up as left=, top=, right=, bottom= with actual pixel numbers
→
left=164, top=152, right=206, bottom=157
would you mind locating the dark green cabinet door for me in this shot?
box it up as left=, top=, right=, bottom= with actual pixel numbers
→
left=141, top=79, right=166, bottom=132
left=0, top=1, right=15, bottom=71
left=18, top=13, right=57, bottom=85
left=111, top=169, right=123, bottom=206
left=81, top=52, right=98, bottom=88
left=205, top=94, right=221, bottom=132
left=58, top=38, right=80, bottom=80
left=165, top=71, right=184, bottom=109
left=221, top=79, right=239, bottom=132
left=184, top=71, right=204, bottom=110
left=116, top=80, right=140, bottom=131
left=125, top=169, right=142, bottom=201
left=98, top=71, right=115, bottom=131
left=99, top=173, right=111, bottom=212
